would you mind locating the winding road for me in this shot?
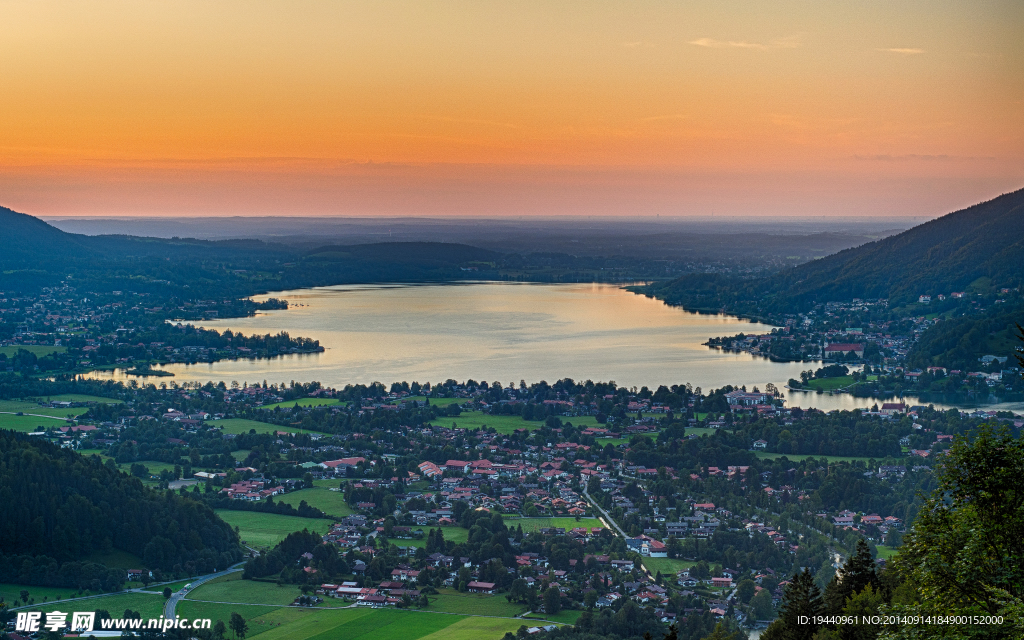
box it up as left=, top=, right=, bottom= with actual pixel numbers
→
left=164, top=564, right=246, bottom=619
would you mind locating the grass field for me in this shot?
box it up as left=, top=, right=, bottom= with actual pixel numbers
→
left=415, top=616, right=533, bottom=640
left=178, top=600, right=280, bottom=631
left=274, top=486, right=355, bottom=518
left=802, top=376, right=855, bottom=392
left=0, top=345, right=66, bottom=357
left=427, top=591, right=527, bottom=617
left=243, top=608, right=458, bottom=640
left=212, top=418, right=282, bottom=435
left=0, top=583, right=102, bottom=605
left=386, top=526, right=468, bottom=549
left=507, top=517, right=604, bottom=532
left=258, top=398, right=346, bottom=411
left=753, top=451, right=874, bottom=463
left=428, top=410, right=603, bottom=434
left=596, top=437, right=628, bottom=446
left=33, top=592, right=166, bottom=619
left=875, top=545, right=900, bottom=560
left=189, top=573, right=303, bottom=606
left=524, top=609, right=582, bottom=624
left=214, top=510, right=332, bottom=548
left=32, top=393, right=122, bottom=404
left=641, top=557, right=697, bottom=575
left=0, top=400, right=90, bottom=419
left=0, top=413, right=73, bottom=432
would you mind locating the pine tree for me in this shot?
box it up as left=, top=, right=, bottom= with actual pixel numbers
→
left=763, top=568, right=823, bottom=640
left=824, top=538, right=878, bottom=614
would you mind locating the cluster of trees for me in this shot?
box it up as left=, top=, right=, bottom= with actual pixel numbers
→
left=0, top=432, right=242, bottom=576
left=763, top=424, right=1023, bottom=640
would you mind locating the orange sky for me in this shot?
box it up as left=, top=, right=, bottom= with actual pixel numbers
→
left=1, top=0, right=1022, bottom=217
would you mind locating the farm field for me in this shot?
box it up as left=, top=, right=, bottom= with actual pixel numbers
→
left=0, top=413, right=72, bottom=432
left=386, top=526, right=468, bottom=548
left=244, top=607, right=457, bottom=640
left=416, top=615, right=532, bottom=640
left=753, top=451, right=875, bottom=463
left=524, top=609, right=583, bottom=624
left=427, top=591, right=527, bottom=617
left=32, top=393, right=122, bottom=404
left=189, top=573, right=302, bottom=606
left=211, top=418, right=281, bottom=435
left=429, top=410, right=603, bottom=434
left=177, top=600, right=280, bottom=632
left=0, top=400, right=89, bottom=419
left=213, top=510, right=332, bottom=548
left=641, top=557, right=697, bottom=575
left=258, top=398, right=347, bottom=410
left=274, top=485, right=355, bottom=518
left=31, top=591, right=166, bottom=620
left=0, top=345, right=66, bottom=357
left=506, top=517, right=604, bottom=532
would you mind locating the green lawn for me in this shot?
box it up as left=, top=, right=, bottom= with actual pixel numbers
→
left=0, top=413, right=72, bottom=432
left=802, top=376, right=855, bottom=392
left=181, top=596, right=530, bottom=640
left=524, top=609, right=582, bottom=624
left=0, top=583, right=107, bottom=605
left=686, top=427, right=727, bottom=437
left=596, top=437, right=628, bottom=446
left=30, top=591, right=167, bottom=620
left=274, top=486, right=355, bottom=518
left=416, top=616, right=536, bottom=640
left=427, top=591, right=527, bottom=617
left=214, top=510, right=332, bottom=548
left=244, top=607, right=460, bottom=640
left=212, top=418, right=281, bottom=435
left=0, top=400, right=90, bottom=419
left=405, top=396, right=464, bottom=408
left=258, top=398, right=346, bottom=411
left=428, top=410, right=603, bottom=434
left=641, top=557, right=697, bottom=575
left=386, top=526, right=468, bottom=549
left=508, top=517, right=604, bottom=533
left=31, top=393, right=122, bottom=404
left=188, top=573, right=303, bottom=606
left=753, top=451, right=875, bottom=463
left=875, top=545, right=900, bottom=560
left=0, top=345, right=66, bottom=357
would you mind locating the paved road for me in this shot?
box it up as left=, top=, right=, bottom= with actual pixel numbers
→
left=582, top=487, right=627, bottom=537
left=164, top=564, right=245, bottom=619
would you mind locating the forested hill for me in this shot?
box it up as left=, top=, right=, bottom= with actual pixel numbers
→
left=645, top=187, right=1024, bottom=313
left=774, top=187, right=1024, bottom=306
left=0, top=432, right=241, bottom=587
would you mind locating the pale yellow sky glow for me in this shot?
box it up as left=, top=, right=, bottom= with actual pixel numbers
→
left=1, top=0, right=1021, bottom=217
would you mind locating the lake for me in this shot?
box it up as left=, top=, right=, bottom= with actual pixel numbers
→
left=88, top=283, right=942, bottom=412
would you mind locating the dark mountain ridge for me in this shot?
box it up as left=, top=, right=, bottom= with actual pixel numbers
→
left=646, top=187, right=1024, bottom=314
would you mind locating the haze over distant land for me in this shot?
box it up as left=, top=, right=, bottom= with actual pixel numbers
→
left=2, top=0, right=1020, bottom=217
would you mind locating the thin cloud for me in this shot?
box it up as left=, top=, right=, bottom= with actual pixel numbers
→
left=689, top=35, right=802, bottom=51
left=878, top=47, right=924, bottom=55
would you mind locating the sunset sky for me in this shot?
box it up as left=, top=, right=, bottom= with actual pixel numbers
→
left=2, top=0, right=1022, bottom=218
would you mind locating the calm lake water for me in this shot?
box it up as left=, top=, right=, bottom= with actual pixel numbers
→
left=87, top=283, right=973, bottom=412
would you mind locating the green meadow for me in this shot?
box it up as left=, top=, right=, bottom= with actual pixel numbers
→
left=0, top=345, right=66, bottom=357
left=753, top=451, right=875, bottom=463
left=274, top=485, right=355, bottom=518
left=213, top=510, right=332, bottom=548
left=258, top=398, right=347, bottom=411
left=506, top=517, right=604, bottom=532
left=428, top=410, right=602, bottom=434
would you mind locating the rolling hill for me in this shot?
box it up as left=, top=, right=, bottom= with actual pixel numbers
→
left=646, top=187, right=1024, bottom=313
